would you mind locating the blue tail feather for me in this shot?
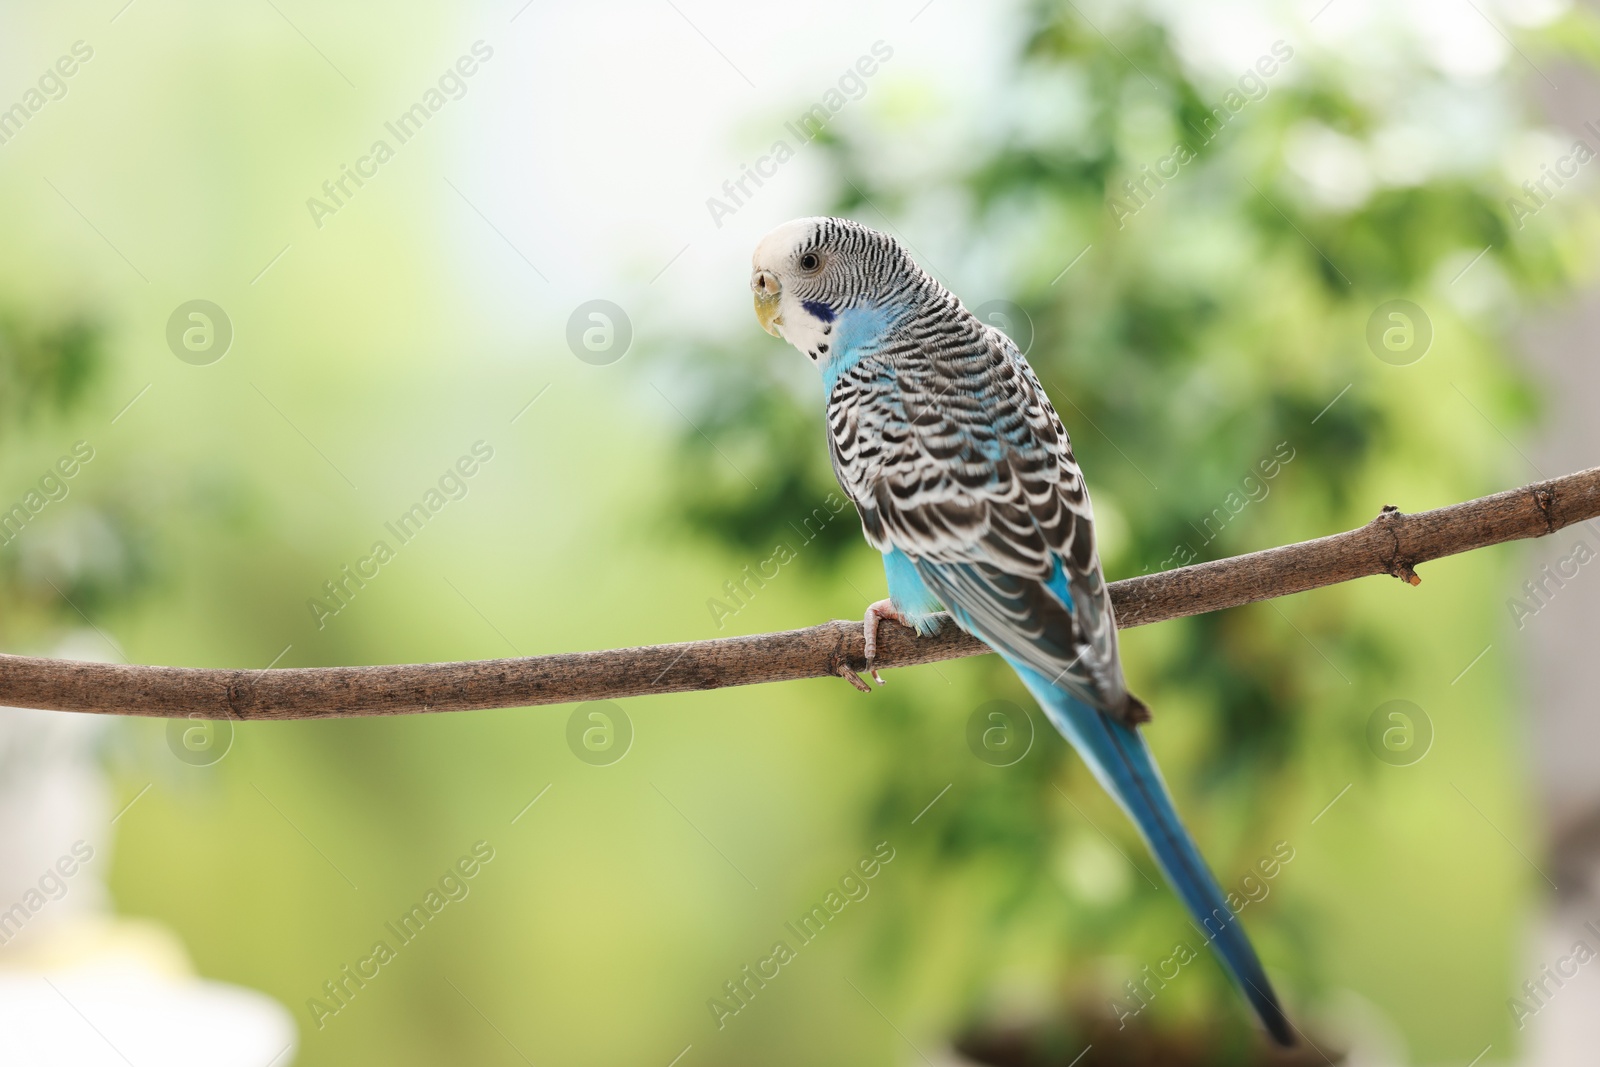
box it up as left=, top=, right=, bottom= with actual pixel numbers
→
left=1008, top=660, right=1294, bottom=1046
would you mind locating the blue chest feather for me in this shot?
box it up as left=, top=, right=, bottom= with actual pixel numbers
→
left=821, top=305, right=895, bottom=392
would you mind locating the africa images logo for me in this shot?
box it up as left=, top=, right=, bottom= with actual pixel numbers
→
left=1107, top=40, right=1295, bottom=228
left=704, top=41, right=893, bottom=228
left=304, top=41, right=495, bottom=230
left=705, top=842, right=895, bottom=1030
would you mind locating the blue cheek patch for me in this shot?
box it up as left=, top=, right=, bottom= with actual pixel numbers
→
left=801, top=300, right=836, bottom=322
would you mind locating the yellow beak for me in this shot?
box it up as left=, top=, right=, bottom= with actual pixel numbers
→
left=751, top=269, right=783, bottom=337
left=753, top=291, right=783, bottom=337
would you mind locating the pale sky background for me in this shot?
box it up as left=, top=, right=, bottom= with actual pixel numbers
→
left=435, top=0, right=1552, bottom=353
left=450, top=0, right=1019, bottom=345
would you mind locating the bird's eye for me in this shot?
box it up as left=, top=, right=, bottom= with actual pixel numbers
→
left=799, top=252, right=821, bottom=272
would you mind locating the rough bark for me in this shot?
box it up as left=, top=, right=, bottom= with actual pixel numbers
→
left=2, top=467, right=1596, bottom=720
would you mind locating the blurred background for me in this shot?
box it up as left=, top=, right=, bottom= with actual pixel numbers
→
left=2, top=0, right=1599, bottom=1063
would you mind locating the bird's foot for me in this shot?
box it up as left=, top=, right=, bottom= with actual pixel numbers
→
left=862, top=599, right=913, bottom=686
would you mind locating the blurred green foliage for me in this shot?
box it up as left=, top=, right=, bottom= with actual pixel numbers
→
left=661, top=0, right=1600, bottom=1055
left=0, top=311, right=159, bottom=645
left=0, top=312, right=99, bottom=424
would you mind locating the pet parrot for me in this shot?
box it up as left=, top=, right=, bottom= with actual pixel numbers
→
left=749, top=216, right=1292, bottom=1045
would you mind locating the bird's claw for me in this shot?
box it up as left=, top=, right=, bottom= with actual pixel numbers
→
left=860, top=598, right=911, bottom=689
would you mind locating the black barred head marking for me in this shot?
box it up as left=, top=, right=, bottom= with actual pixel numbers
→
left=750, top=217, right=939, bottom=365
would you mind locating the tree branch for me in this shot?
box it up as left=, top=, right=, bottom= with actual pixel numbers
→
left=4, top=467, right=1597, bottom=721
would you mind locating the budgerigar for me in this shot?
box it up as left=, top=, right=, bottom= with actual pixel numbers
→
left=750, top=217, right=1293, bottom=1044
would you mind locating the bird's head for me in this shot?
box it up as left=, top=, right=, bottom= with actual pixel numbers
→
left=750, top=217, right=925, bottom=366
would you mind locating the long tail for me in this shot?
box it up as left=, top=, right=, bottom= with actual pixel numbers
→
left=1008, top=660, right=1294, bottom=1046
